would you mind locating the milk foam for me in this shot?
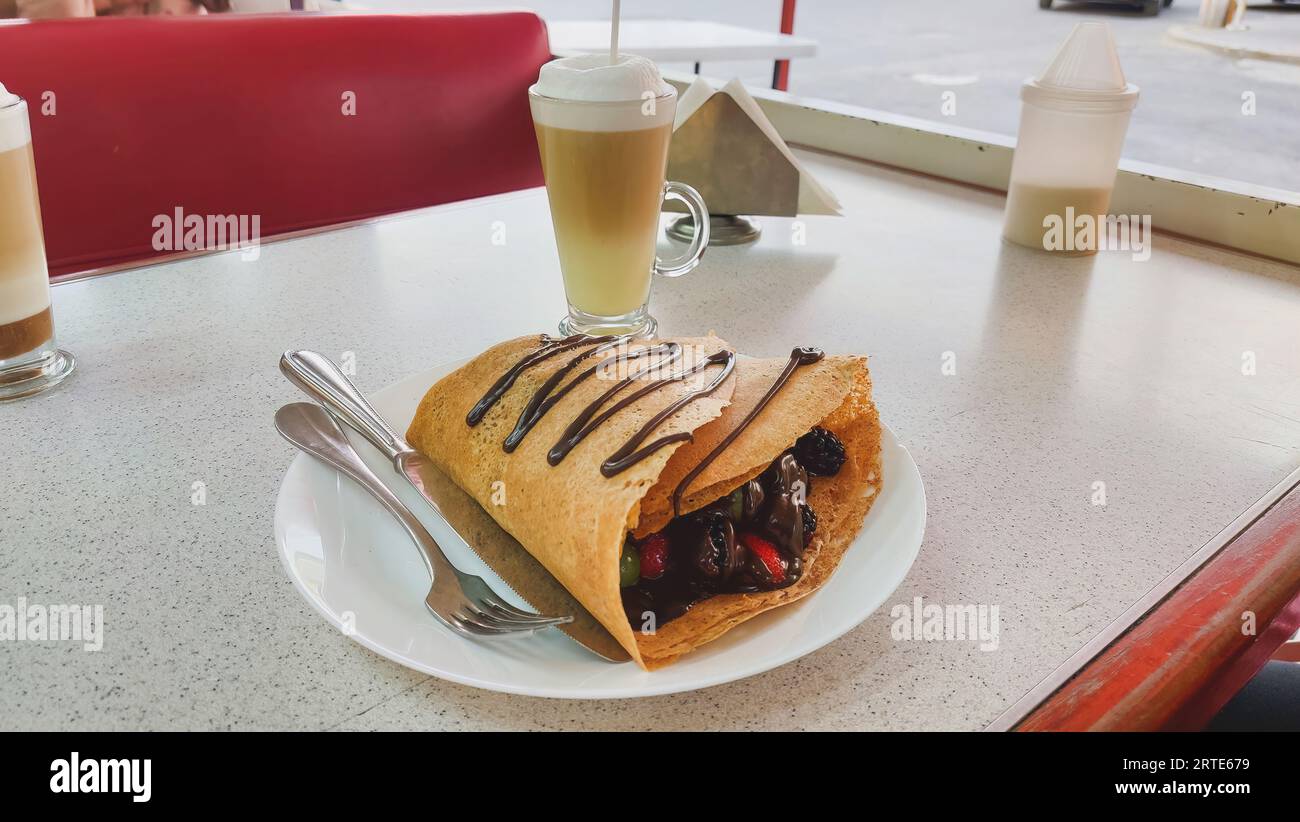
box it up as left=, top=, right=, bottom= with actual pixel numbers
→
left=530, top=54, right=676, bottom=132
left=535, top=54, right=672, bottom=103
left=0, top=83, right=30, bottom=154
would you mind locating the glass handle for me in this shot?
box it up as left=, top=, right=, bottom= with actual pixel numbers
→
left=655, top=181, right=709, bottom=278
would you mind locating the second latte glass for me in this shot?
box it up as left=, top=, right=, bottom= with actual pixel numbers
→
left=530, top=80, right=708, bottom=338
left=0, top=82, right=74, bottom=401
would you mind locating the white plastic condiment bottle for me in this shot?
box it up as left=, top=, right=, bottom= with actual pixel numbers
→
left=1002, top=22, right=1139, bottom=255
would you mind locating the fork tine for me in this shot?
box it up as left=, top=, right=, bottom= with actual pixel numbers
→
left=464, top=604, right=569, bottom=631
left=481, top=607, right=572, bottom=629
left=452, top=608, right=542, bottom=636
left=449, top=611, right=525, bottom=634
left=480, top=596, right=573, bottom=625
left=457, top=573, right=573, bottom=624
left=430, top=587, right=565, bottom=632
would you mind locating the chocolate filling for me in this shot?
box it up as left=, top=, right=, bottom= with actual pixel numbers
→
left=463, top=335, right=838, bottom=632
left=621, top=446, right=819, bottom=629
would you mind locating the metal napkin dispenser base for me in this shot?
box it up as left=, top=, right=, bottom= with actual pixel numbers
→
left=664, top=92, right=800, bottom=246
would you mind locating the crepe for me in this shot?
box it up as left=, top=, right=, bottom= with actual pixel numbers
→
left=406, top=334, right=882, bottom=669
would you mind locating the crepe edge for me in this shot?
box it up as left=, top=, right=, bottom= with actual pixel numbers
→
left=631, top=355, right=859, bottom=539
left=632, top=360, right=883, bottom=669
left=403, top=334, right=740, bottom=670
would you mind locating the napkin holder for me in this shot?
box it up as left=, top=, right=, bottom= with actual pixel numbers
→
left=664, top=92, right=800, bottom=246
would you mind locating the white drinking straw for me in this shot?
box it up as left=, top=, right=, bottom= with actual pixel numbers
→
left=610, top=0, right=621, bottom=64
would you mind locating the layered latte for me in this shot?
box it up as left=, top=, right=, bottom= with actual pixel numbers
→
left=529, top=55, right=677, bottom=321
left=0, top=84, right=52, bottom=363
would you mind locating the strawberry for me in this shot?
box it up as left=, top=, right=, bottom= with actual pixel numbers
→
left=739, top=533, right=786, bottom=585
left=639, top=532, right=669, bottom=580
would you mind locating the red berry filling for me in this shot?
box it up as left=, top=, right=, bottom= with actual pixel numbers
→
left=638, top=533, right=669, bottom=580
left=739, top=533, right=787, bottom=585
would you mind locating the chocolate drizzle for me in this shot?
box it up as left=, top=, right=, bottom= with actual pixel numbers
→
left=465, top=334, right=737, bottom=477
left=574, top=349, right=735, bottom=476
left=463, top=336, right=836, bottom=632
left=671, top=346, right=825, bottom=516
left=466, top=334, right=615, bottom=426
left=504, top=340, right=676, bottom=452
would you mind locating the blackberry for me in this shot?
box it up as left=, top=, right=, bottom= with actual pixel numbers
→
left=793, top=427, right=846, bottom=476
left=801, top=504, right=817, bottom=537
left=681, top=511, right=737, bottom=583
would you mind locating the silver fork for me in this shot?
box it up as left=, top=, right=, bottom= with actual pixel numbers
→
left=274, top=402, right=572, bottom=639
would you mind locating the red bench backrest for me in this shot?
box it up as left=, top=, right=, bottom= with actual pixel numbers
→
left=0, top=13, right=550, bottom=276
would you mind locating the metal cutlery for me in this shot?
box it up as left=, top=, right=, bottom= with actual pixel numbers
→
left=274, top=401, right=572, bottom=639
left=278, top=349, right=628, bottom=661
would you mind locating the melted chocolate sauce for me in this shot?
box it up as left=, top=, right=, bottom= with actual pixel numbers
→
left=621, top=447, right=814, bottom=628
left=761, top=453, right=811, bottom=558
left=464, top=336, right=831, bottom=631
left=466, top=334, right=615, bottom=426
left=551, top=349, right=736, bottom=475
left=619, top=346, right=827, bottom=628
left=671, top=346, right=825, bottom=516
left=598, top=350, right=736, bottom=476
left=504, top=341, right=680, bottom=452
left=465, top=334, right=736, bottom=478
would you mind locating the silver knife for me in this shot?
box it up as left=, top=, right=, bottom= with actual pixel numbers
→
left=279, top=349, right=629, bottom=663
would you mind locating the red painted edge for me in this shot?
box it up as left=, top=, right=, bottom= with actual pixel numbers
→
left=773, top=61, right=791, bottom=92
left=1017, top=484, right=1300, bottom=731
left=773, top=0, right=796, bottom=91
left=1170, top=590, right=1300, bottom=729
left=780, top=0, right=797, bottom=34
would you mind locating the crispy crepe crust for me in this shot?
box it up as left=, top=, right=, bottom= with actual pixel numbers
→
left=406, top=336, right=881, bottom=670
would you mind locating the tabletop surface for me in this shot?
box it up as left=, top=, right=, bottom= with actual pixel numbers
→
left=4, top=148, right=1299, bottom=731
left=547, top=19, right=818, bottom=62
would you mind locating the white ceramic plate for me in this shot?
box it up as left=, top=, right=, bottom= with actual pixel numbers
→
left=273, top=360, right=927, bottom=698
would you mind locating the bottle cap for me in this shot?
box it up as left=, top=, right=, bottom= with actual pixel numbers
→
left=1022, top=22, right=1138, bottom=112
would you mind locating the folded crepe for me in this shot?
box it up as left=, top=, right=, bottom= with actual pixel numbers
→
left=406, top=334, right=882, bottom=669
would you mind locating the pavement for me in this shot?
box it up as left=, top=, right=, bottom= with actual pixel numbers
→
left=1169, top=15, right=1300, bottom=63
left=371, top=0, right=1300, bottom=193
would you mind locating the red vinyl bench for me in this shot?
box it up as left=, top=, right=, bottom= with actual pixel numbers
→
left=0, top=13, right=550, bottom=277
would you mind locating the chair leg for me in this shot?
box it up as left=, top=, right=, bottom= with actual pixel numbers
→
left=772, top=59, right=789, bottom=90
left=773, top=0, right=796, bottom=90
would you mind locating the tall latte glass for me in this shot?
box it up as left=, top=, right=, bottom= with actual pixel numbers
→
left=0, top=83, right=74, bottom=401
left=530, top=54, right=709, bottom=338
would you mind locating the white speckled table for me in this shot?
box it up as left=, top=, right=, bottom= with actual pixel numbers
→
left=3, top=148, right=1299, bottom=731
